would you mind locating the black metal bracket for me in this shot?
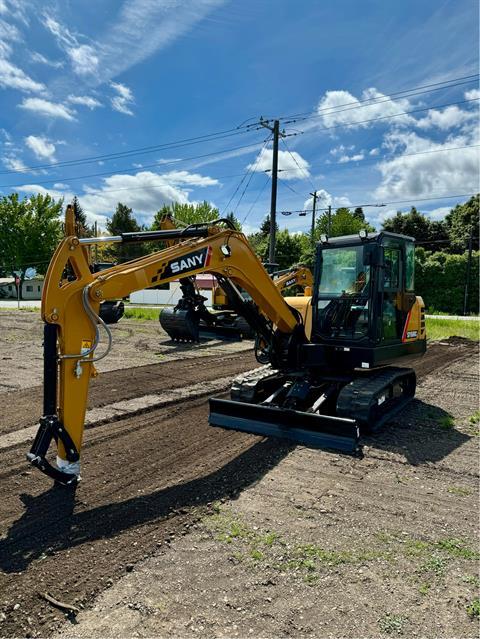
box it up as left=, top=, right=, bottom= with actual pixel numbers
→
left=26, top=415, right=79, bottom=486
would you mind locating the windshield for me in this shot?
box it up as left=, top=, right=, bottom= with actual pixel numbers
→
left=318, top=246, right=370, bottom=297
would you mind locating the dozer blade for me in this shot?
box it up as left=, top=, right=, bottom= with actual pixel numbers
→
left=209, top=398, right=360, bottom=453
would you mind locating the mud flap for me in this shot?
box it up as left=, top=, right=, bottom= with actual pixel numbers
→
left=209, top=398, right=360, bottom=453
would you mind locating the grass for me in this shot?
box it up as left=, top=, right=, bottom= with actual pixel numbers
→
left=466, top=598, right=480, bottom=619
left=469, top=411, right=480, bottom=426
left=447, top=486, right=472, bottom=496
left=104, top=306, right=480, bottom=343
left=378, top=613, right=409, bottom=635
left=123, top=307, right=160, bottom=321
left=438, top=415, right=455, bottom=430
left=425, top=317, right=479, bottom=341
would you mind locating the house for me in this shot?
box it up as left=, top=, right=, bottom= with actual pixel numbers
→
left=0, top=276, right=44, bottom=300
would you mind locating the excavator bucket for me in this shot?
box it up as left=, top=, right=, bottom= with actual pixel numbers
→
left=209, top=397, right=360, bottom=453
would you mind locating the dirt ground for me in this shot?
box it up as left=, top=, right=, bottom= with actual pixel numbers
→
left=0, top=312, right=478, bottom=639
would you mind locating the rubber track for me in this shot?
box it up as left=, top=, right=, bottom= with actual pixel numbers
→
left=336, top=366, right=416, bottom=430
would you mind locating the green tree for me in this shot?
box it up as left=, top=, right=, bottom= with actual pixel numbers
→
left=225, top=211, right=242, bottom=231
left=381, top=206, right=448, bottom=250
left=151, top=200, right=219, bottom=229
left=317, top=207, right=375, bottom=238
left=0, top=193, right=63, bottom=294
left=105, top=203, right=145, bottom=262
left=247, top=225, right=304, bottom=270
left=416, top=249, right=479, bottom=314
left=72, top=196, right=93, bottom=238
left=445, top=194, right=479, bottom=253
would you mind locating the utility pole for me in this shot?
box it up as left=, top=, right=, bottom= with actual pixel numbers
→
left=327, top=205, right=332, bottom=236
left=463, top=225, right=474, bottom=316
left=309, top=190, right=318, bottom=246
left=259, top=118, right=285, bottom=270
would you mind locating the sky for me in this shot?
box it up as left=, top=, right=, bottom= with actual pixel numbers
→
left=0, top=0, right=478, bottom=234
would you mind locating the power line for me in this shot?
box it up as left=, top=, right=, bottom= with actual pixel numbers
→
left=295, top=97, right=479, bottom=131
left=2, top=75, right=476, bottom=178
left=0, top=140, right=265, bottom=190
left=278, top=176, right=304, bottom=196
left=279, top=192, right=477, bottom=215
left=280, top=137, right=316, bottom=191
left=280, top=74, right=479, bottom=122
left=241, top=175, right=271, bottom=225
left=274, top=143, right=480, bottom=176
left=0, top=128, right=259, bottom=176
left=221, top=137, right=271, bottom=215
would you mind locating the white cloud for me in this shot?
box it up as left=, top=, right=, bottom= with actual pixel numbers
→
left=30, top=51, right=63, bottom=68
left=93, top=0, right=225, bottom=83
left=425, top=206, right=451, bottom=221
left=373, top=130, right=479, bottom=200
left=304, top=189, right=332, bottom=210
left=369, top=148, right=379, bottom=156
left=465, top=88, right=480, bottom=101
left=0, top=16, right=45, bottom=93
left=18, top=168, right=220, bottom=228
left=416, top=105, right=477, bottom=131
left=338, top=152, right=365, bottom=163
left=25, top=135, right=56, bottom=160
left=247, top=147, right=310, bottom=180
left=68, top=95, right=102, bottom=109
left=2, top=154, right=26, bottom=171
left=19, top=97, right=76, bottom=121
left=110, top=81, right=134, bottom=115
left=0, top=57, right=45, bottom=93
left=68, top=45, right=99, bottom=75
left=330, top=144, right=354, bottom=156
left=316, top=87, right=413, bottom=129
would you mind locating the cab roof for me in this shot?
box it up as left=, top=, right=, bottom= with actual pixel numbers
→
left=316, top=230, right=415, bottom=247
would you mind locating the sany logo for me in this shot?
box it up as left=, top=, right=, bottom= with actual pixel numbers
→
left=284, top=277, right=296, bottom=287
left=158, top=246, right=212, bottom=281
left=171, top=253, right=204, bottom=274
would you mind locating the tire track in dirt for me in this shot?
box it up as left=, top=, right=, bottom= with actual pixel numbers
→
left=0, top=351, right=256, bottom=436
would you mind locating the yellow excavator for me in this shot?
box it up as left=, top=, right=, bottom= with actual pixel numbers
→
left=27, top=204, right=426, bottom=485
left=159, top=263, right=313, bottom=342
left=157, top=214, right=313, bottom=342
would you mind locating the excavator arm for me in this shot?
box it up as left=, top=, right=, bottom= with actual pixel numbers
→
left=28, top=219, right=303, bottom=484
left=273, top=266, right=313, bottom=295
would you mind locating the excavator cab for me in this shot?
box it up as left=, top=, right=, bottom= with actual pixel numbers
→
left=291, top=231, right=426, bottom=371
left=313, top=232, right=418, bottom=344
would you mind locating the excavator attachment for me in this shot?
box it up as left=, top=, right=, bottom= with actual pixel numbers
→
left=160, top=306, right=253, bottom=342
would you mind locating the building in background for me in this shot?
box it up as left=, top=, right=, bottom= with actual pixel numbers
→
left=130, top=275, right=215, bottom=306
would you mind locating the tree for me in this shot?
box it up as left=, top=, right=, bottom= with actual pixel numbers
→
left=225, top=211, right=242, bottom=231
left=72, top=196, right=93, bottom=238
left=247, top=225, right=304, bottom=270
left=445, top=194, right=479, bottom=253
left=381, top=207, right=448, bottom=251
left=151, top=201, right=219, bottom=229
left=0, top=193, right=63, bottom=294
left=105, top=203, right=145, bottom=262
left=353, top=207, right=365, bottom=221
left=317, top=207, right=375, bottom=238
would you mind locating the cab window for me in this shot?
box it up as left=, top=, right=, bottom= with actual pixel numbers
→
left=405, top=242, right=415, bottom=291
left=384, top=248, right=400, bottom=290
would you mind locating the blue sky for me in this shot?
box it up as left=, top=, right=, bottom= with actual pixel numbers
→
left=0, top=0, right=478, bottom=233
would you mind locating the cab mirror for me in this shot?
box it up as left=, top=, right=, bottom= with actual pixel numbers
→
left=363, top=244, right=384, bottom=266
